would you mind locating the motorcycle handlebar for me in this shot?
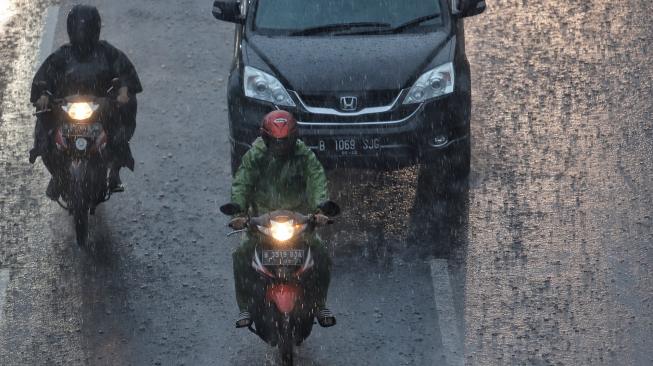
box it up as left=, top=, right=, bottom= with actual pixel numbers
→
left=248, top=213, right=314, bottom=228
left=32, top=96, right=118, bottom=116
left=229, top=212, right=333, bottom=233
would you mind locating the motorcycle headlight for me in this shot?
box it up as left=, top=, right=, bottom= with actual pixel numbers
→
left=62, top=102, right=99, bottom=121
left=403, top=62, right=455, bottom=104
left=270, top=220, right=295, bottom=242
left=244, top=66, right=296, bottom=107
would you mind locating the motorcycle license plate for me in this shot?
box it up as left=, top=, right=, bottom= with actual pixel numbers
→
left=63, top=124, right=91, bottom=136
left=262, top=250, right=304, bottom=266
left=62, top=123, right=102, bottom=138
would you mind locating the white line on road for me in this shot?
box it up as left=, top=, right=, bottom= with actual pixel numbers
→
left=430, top=259, right=464, bottom=366
left=0, top=269, right=10, bottom=323
left=37, top=6, right=60, bottom=67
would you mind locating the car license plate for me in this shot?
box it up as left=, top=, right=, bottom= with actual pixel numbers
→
left=262, top=250, right=305, bottom=266
left=317, top=137, right=381, bottom=156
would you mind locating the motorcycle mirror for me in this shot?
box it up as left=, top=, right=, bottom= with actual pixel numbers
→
left=107, top=78, right=121, bottom=94
left=220, top=203, right=242, bottom=216
left=318, top=201, right=341, bottom=217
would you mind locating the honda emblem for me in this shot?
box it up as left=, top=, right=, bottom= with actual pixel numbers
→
left=340, top=96, right=358, bottom=111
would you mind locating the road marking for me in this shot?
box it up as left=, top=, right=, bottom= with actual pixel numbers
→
left=37, top=5, right=60, bottom=67
left=430, top=259, right=464, bottom=366
left=0, top=269, right=10, bottom=322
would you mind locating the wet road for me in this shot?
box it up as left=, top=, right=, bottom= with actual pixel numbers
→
left=0, top=0, right=652, bottom=365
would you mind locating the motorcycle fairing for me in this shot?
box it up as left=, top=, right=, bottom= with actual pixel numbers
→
left=265, top=284, right=301, bottom=314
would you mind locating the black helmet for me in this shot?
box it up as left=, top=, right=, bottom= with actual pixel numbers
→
left=67, top=5, right=101, bottom=58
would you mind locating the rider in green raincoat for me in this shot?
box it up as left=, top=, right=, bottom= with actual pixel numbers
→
left=229, top=110, right=335, bottom=328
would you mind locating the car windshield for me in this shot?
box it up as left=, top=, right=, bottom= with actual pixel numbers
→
left=253, top=0, right=446, bottom=35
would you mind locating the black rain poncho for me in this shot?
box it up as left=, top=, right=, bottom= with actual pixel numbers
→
left=30, top=40, right=142, bottom=103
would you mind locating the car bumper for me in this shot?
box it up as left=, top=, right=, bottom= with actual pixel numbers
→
left=228, top=90, right=469, bottom=169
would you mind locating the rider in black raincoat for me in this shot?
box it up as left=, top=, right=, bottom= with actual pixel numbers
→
left=29, top=4, right=142, bottom=199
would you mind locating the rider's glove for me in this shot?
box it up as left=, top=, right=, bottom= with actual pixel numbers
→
left=314, top=213, right=330, bottom=226
left=35, top=95, right=49, bottom=111
left=229, top=217, right=248, bottom=230
left=117, top=87, right=130, bottom=105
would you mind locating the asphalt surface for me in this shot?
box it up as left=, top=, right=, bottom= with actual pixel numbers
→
left=0, top=0, right=652, bottom=365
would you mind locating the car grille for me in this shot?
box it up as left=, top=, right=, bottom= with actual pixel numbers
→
left=299, top=90, right=400, bottom=111
left=294, top=104, right=420, bottom=126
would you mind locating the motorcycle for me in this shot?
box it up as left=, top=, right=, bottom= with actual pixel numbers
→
left=220, top=201, right=340, bottom=366
left=36, top=83, right=120, bottom=247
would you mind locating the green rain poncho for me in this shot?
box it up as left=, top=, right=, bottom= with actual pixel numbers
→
left=231, top=137, right=328, bottom=215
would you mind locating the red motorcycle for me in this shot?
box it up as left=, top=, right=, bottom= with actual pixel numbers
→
left=220, top=202, right=340, bottom=366
left=38, top=89, right=118, bottom=247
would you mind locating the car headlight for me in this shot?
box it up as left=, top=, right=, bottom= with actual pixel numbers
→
left=270, top=220, right=295, bottom=242
left=62, top=102, right=99, bottom=120
left=403, top=62, right=455, bottom=104
left=244, top=66, right=296, bottom=107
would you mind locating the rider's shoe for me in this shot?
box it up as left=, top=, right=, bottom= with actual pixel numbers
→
left=45, top=178, right=60, bottom=201
left=108, top=169, right=125, bottom=193
left=317, top=308, right=336, bottom=327
left=235, top=311, right=252, bottom=328
left=29, top=147, right=42, bottom=164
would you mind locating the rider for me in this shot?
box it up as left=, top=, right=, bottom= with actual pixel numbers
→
left=29, top=4, right=142, bottom=199
left=229, top=110, right=336, bottom=328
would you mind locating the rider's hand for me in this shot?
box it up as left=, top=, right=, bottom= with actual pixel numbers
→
left=117, top=87, right=130, bottom=104
left=314, top=213, right=330, bottom=226
left=229, top=217, right=248, bottom=230
left=35, top=95, right=49, bottom=111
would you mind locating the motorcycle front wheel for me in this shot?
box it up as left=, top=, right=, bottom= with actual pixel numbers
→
left=73, top=205, right=89, bottom=248
left=279, top=338, right=294, bottom=366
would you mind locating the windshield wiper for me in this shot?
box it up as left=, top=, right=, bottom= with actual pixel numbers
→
left=391, top=13, right=441, bottom=32
left=289, top=22, right=391, bottom=36
left=340, top=13, right=441, bottom=35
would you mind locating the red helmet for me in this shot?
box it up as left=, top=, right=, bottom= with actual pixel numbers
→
left=260, top=110, right=298, bottom=157
left=261, top=110, right=297, bottom=138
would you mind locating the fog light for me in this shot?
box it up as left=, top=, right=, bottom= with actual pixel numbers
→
left=431, top=135, right=449, bottom=147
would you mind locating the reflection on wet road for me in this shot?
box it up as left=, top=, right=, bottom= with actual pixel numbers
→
left=0, top=0, right=15, bottom=27
left=464, top=1, right=653, bottom=365
left=0, top=0, right=651, bottom=365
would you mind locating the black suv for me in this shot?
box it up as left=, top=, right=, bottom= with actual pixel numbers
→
left=213, top=0, right=485, bottom=182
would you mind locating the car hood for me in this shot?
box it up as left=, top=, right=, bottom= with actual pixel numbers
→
left=244, top=32, right=453, bottom=93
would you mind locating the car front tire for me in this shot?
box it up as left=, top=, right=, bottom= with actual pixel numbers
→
left=417, top=136, right=470, bottom=198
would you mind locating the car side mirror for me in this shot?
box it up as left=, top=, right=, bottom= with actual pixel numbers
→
left=212, top=0, right=244, bottom=23
left=220, top=203, right=243, bottom=216
left=318, top=201, right=341, bottom=217
left=458, top=0, right=486, bottom=18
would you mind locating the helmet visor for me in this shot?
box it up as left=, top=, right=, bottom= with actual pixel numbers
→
left=70, top=23, right=93, bottom=45
left=265, top=137, right=294, bottom=157
left=67, top=5, right=101, bottom=48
